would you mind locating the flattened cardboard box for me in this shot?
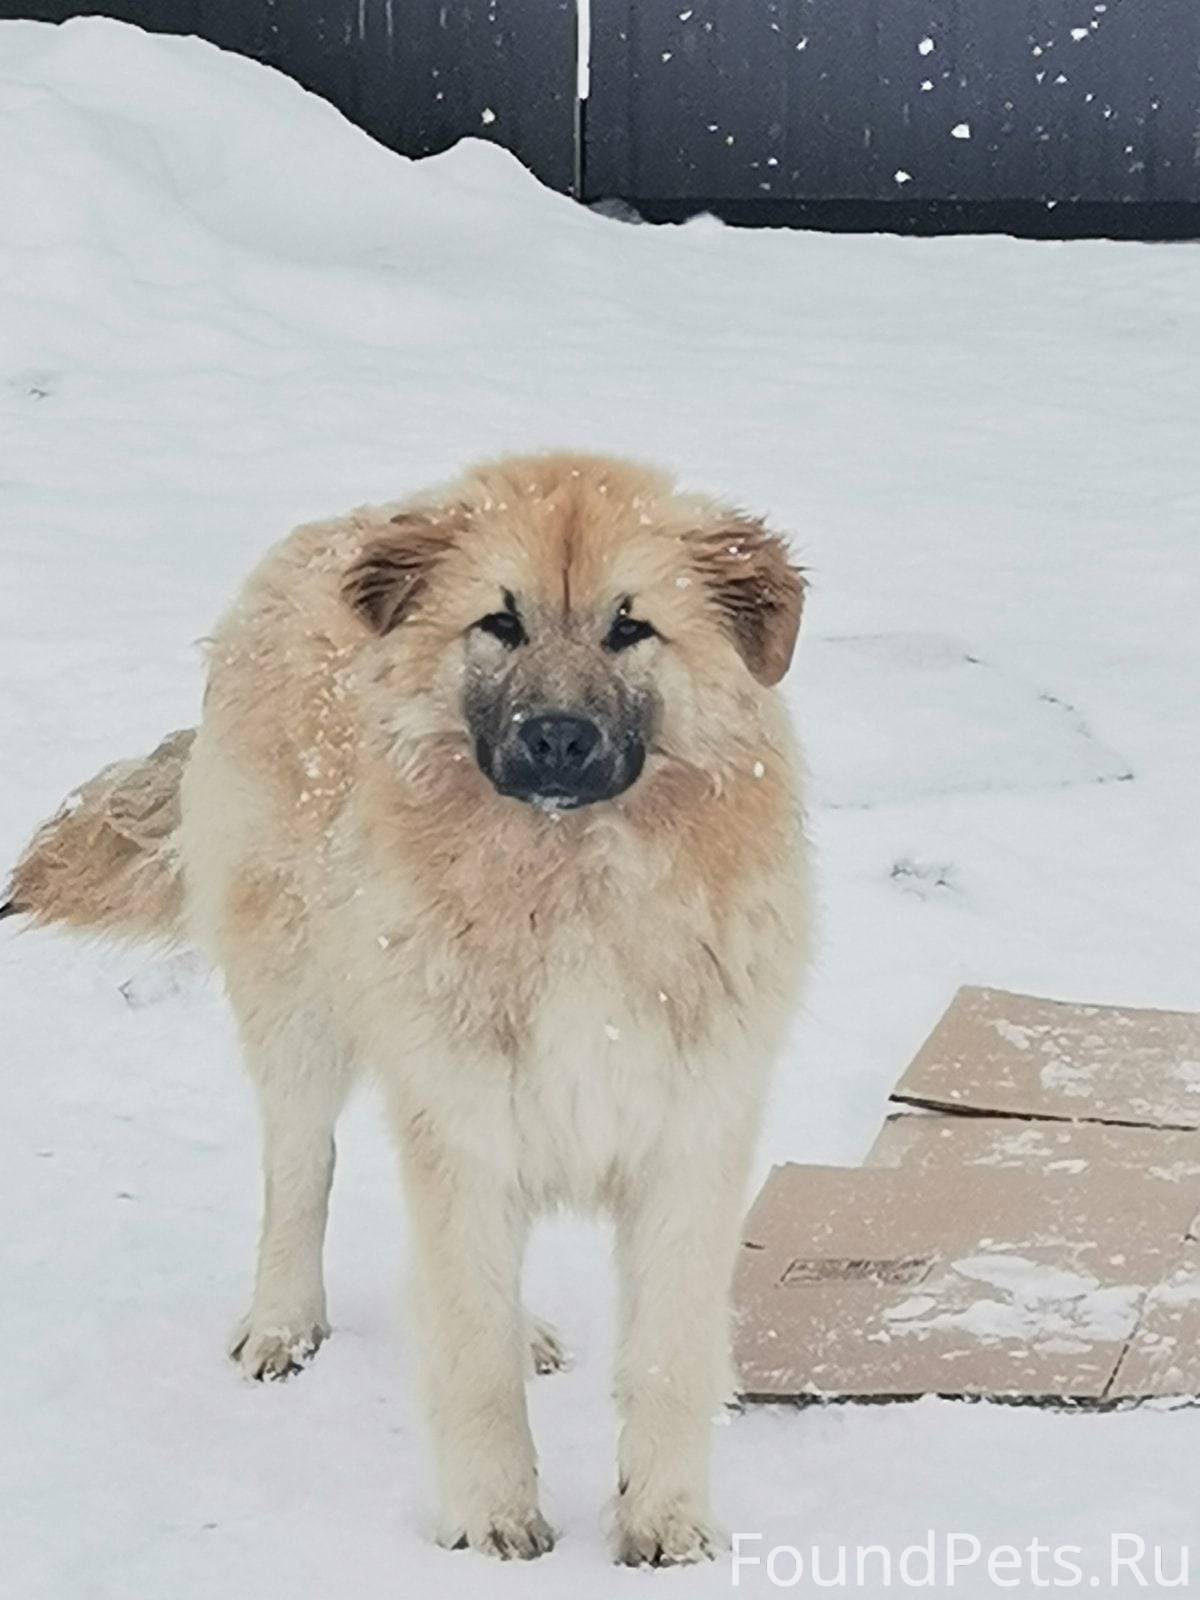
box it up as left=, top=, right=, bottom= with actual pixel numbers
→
left=735, top=988, right=1200, bottom=1403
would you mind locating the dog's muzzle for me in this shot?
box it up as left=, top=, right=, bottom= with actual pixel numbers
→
left=480, top=711, right=645, bottom=809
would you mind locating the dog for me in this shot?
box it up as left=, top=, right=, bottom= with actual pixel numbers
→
left=4, top=452, right=809, bottom=1565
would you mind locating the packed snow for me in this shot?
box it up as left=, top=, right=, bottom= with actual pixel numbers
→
left=884, top=1256, right=1145, bottom=1352
left=2, top=17, right=1200, bottom=1598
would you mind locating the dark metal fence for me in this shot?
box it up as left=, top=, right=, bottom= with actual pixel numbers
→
left=7, top=1, right=1200, bottom=235
left=588, top=0, right=1200, bottom=204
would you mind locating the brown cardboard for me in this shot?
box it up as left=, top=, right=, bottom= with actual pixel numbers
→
left=735, top=988, right=1200, bottom=1404
left=1113, top=1243, right=1200, bottom=1396
left=890, top=986, right=1200, bottom=1128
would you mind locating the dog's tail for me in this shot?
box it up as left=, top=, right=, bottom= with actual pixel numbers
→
left=2, top=728, right=196, bottom=943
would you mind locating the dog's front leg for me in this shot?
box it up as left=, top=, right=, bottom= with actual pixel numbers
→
left=394, top=1108, right=553, bottom=1560
left=228, top=1001, right=351, bottom=1381
left=612, top=1093, right=756, bottom=1567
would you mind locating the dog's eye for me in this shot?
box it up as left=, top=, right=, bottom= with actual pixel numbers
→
left=604, top=609, right=657, bottom=652
left=475, top=605, right=526, bottom=648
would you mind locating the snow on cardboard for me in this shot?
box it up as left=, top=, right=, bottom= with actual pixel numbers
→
left=735, top=988, right=1200, bottom=1404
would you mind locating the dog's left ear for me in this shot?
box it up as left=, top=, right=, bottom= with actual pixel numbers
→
left=690, top=518, right=806, bottom=686
left=342, top=511, right=458, bottom=635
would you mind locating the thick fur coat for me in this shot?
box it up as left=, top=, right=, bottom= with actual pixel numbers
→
left=5, top=453, right=809, bottom=1566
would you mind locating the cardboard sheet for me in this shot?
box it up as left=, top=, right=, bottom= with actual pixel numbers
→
left=891, top=986, right=1200, bottom=1129
left=735, top=988, right=1200, bottom=1404
left=1114, top=1243, right=1200, bottom=1396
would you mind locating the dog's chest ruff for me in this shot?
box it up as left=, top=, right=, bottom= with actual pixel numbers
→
left=354, top=792, right=798, bottom=1203
left=362, top=880, right=724, bottom=1201
left=407, top=864, right=738, bottom=1065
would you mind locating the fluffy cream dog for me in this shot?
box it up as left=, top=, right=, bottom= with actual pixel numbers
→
left=4, top=453, right=809, bottom=1565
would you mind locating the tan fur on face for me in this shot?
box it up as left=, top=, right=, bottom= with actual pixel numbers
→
left=6, top=453, right=811, bottom=1565
left=335, top=453, right=805, bottom=838
left=298, top=454, right=808, bottom=1063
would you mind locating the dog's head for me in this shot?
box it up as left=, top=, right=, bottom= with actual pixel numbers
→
left=342, top=455, right=804, bottom=814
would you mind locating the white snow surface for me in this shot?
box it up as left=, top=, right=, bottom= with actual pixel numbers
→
left=3, top=18, right=1200, bottom=1598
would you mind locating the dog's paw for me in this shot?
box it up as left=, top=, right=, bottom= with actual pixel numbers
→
left=228, top=1315, right=329, bottom=1381
left=526, top=1315, right=571, bottom=1376
left=614, top=1503, right=724, bottom=1567
left=441, top=1508, right=556, bottom=1560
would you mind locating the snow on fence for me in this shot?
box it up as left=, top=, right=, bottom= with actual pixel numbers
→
left=7, top=0, right=1200, bottom=233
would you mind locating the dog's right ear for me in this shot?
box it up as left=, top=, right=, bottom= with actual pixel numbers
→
left=341, top=511, right=458, bottom=635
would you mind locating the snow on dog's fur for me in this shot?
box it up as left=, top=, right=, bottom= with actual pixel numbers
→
left=5, top=453, right=809, bottom=1566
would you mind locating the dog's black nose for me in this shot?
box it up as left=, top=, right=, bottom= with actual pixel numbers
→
left=518, top=714, right=602, bottom=778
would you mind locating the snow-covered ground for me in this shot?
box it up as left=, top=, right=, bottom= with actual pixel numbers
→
left=2, top=18, right=1199, bottom=1598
